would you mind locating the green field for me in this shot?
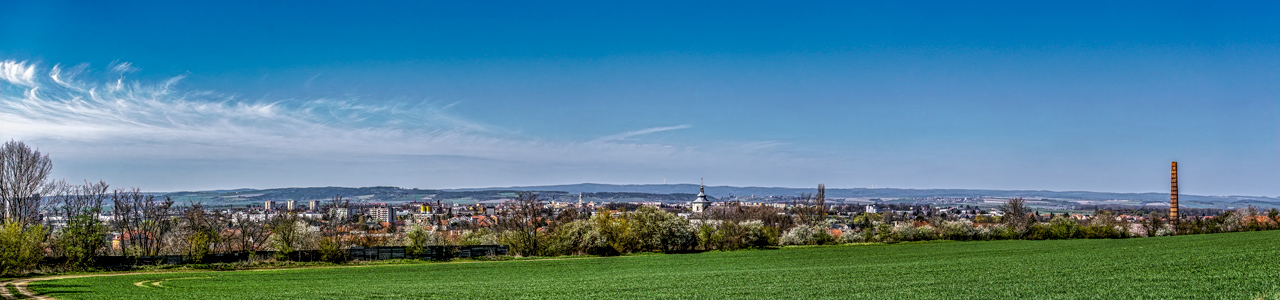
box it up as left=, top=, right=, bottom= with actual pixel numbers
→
left=29, top=230, right=1280, bottom=299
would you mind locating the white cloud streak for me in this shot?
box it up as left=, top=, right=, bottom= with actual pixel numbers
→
left=592, top=125, right=691, bottom=143
left=0, top=60, right=37, bottom=87
left=109, top=61, right=137, bottom=73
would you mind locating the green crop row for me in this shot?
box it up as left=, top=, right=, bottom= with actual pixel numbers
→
left=30, top=230, right=1280, bottom=299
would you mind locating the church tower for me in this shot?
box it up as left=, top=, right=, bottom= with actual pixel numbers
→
left=691, top=178, right=712, bottom=213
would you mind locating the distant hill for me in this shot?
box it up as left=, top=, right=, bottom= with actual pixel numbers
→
left=164, top=183, right=1280, bottom=209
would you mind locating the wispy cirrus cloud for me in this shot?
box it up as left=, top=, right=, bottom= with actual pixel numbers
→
left=0, top=60, right=37, bottom=87
left=591, top=125, right=691, bottom=143
left=0, top=60, right=811, bottom=190
left=108, top=61, right=137, bottom=73
left=2, top=60, right=499, bottom=160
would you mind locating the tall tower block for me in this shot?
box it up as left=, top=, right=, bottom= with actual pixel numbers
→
left=1170, top=162, right=1179, bottom=225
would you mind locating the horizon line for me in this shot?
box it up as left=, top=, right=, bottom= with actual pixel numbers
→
left=148, top=182, right=1277, bottom=199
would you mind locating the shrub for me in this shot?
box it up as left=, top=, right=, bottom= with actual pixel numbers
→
left=1048, top=217, right=1082, bottom=239
left=915, top=225, right=937, bottom=241
left=627, top=207, right=697, bottom=253
left=0, top=222, right=46, bottom=276
left=700, top=220, right=771, bottom=251
left=886, top=223, right=935, bottom=242
left=814, top=228, right=836, bottom=245
left=267, top=215, right=312, bottom=261
left=594, top=207, right=696, bottom=254
left=500, top=228, right=551, bottom=257
left=1153, top=224, right=1175, bottom=237
left=839, top=229, right=868, bottom=243
left=548, top=220, right=608, bottom=256
left=1226, top=206, right=1260, bottom=232
left=869, top=222, right=892, bottom=242
left=1087, top=211, right=1130, bottom=238
left=974, top=224, right=1007, bottom=241
left=458, top=228, right=499, bottom=246
left=595, top=211, right=634, bottom=253
left=184, top=230, right=215, bottom=262
left=939, top=220, right=976, bottom=241
left=695, top=223, right=716, bottom=251
left=886, top=222, right=916, bottom=242
left=1024, top=223, right=1052, bottom=240
left=780, top=225, right=833, bottom=246
left=318, top=237, right=347, bottom=262
left=779, top=225, right=813, bottom=245
left=57, top=214, right=107, bottom=269
left=405, top=226, right=441, bottom=256
left=761, top=225, right=781, bottom=246
left=1081, top=225, right=1125, bottom=239
left=739, top=221, right=774, bottom=248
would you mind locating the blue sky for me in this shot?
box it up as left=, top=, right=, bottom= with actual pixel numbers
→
left=1, top=1, right=1277, bottom=195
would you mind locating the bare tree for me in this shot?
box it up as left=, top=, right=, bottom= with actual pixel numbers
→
left=109, top=188, right=175, bottom=256
left=179, top=202, right=221, bottom=262
left=1140, top=211, right=1165, bottom=237
left=554, top=206, right=580, bottom=225
left=792, top=184, right=828, bottom=227
left=323, top=194, right=350, bottom=228
left=267, top=212, right=308, bottom=260
left=46, top=180, right=110, bottom=268
left=499, top=192, right=549, bottom=256
left=315, top=194, right=351, bottom=260
left=48, top=180, right=110, bottom=221
left=229, top=211, right=269, bottom=253
left=998, top=197, right=1032, bottom=234
left=0, top=140, right=53, bottom=225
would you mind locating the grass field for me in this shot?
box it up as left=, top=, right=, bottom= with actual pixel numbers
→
left=28, top=230, right=1280, bottom=299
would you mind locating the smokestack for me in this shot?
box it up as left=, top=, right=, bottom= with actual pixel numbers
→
left=1170, top=162, right=1179, bottom=226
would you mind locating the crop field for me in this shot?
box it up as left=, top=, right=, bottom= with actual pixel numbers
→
left=27, top=230, right=1280, bottom=299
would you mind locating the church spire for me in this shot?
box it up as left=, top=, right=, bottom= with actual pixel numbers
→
left=699, top=178, right=705, bottom=196
left=692, top=178, right=711, bottom=213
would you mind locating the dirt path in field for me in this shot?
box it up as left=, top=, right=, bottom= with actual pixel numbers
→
left=0, top=256, right=614, bottom=300
left=0, top=283, right=13, bottom=299
left=3, top=272, right=176, bottom=300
